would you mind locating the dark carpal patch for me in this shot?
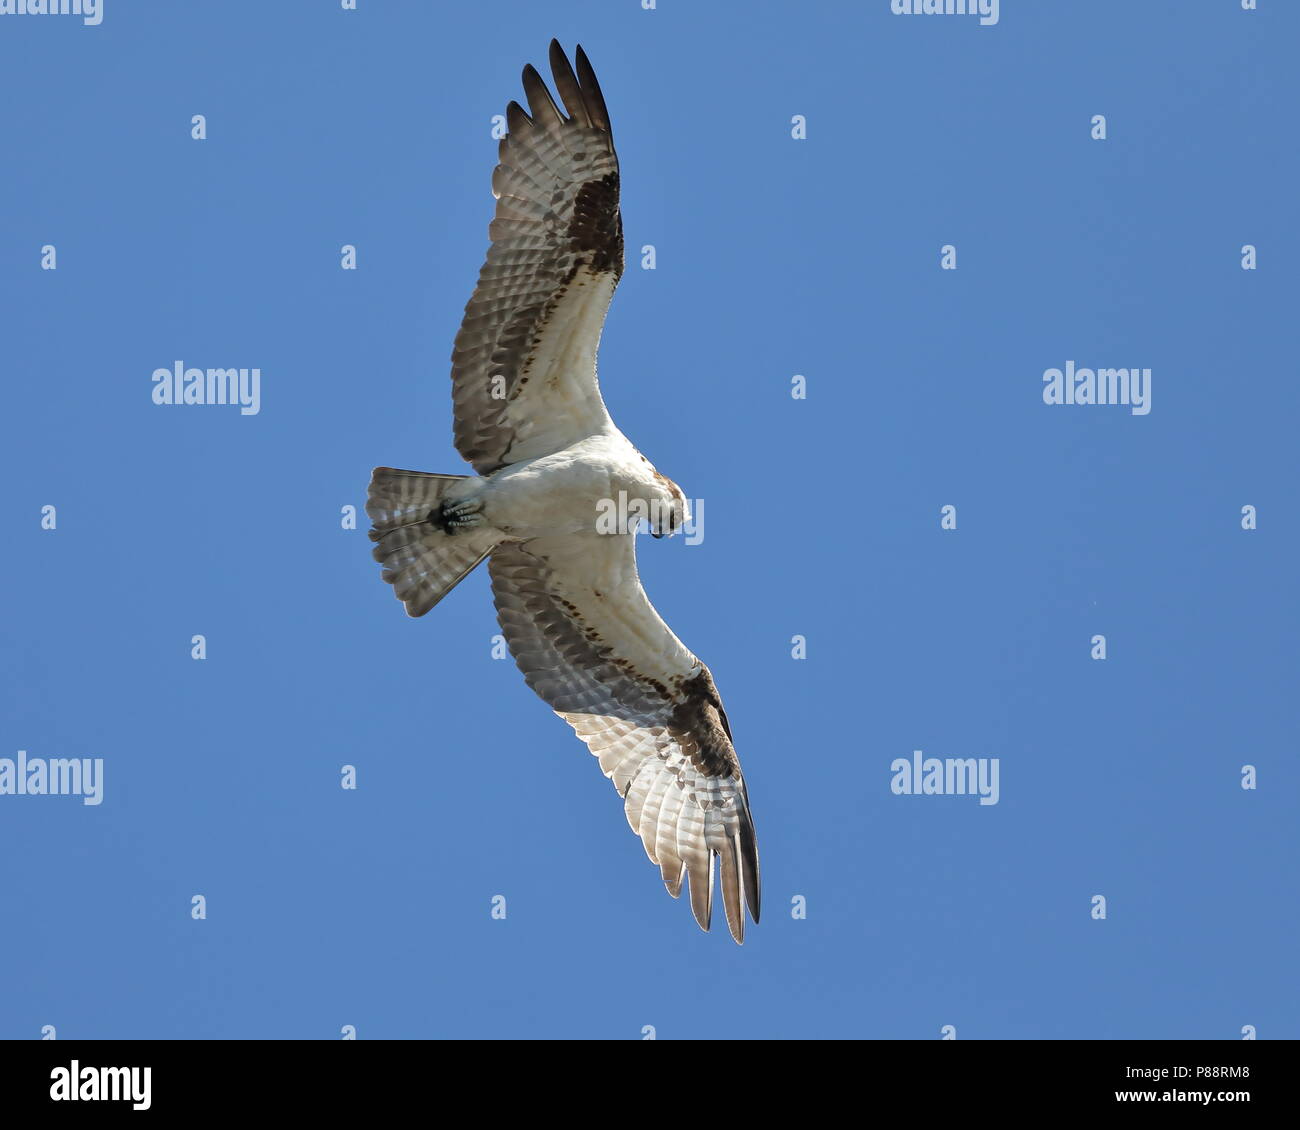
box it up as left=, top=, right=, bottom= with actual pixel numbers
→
left=568, top=172, right=624, bottom=278
left=669, top=668, right=740, bottom=779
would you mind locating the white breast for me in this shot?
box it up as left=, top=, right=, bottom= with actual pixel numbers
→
left=483, top=431, right=658, bottom=539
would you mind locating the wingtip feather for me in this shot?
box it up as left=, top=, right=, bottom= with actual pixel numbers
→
left=521, top=63, right=563, bottom=129
left=547, top=39, right=589, bottom=127
left=687, top=852, right=714, bottom=933
left=573, top=44, right=612, bottom=133
left=719, top=840, right=745, bottom=944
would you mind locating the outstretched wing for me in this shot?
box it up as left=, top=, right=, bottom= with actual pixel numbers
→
left=489, top=534, right=761, bottom=943
left=452, top=40, right=624, bottom=475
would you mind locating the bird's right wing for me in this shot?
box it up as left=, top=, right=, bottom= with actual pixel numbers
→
left=451, top=40, right=625, bottom=474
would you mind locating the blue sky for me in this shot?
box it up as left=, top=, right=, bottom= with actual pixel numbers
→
left=1, top=0, right=1295, bottom=1040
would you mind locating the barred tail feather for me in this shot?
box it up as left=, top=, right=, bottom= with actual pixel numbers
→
left=366, top=467, right=497, bottom=617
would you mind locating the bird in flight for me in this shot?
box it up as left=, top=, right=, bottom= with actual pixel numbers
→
left=366, top=41, right=759, bottom=942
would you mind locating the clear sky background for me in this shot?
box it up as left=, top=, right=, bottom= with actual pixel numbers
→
left=1, top=0, right=1295, bottom=1040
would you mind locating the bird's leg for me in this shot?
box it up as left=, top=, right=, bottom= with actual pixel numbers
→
left=433, top=497, right=486, bottom=533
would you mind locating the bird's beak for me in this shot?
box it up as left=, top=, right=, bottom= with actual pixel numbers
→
left=651, top=529, right=664, bottom=539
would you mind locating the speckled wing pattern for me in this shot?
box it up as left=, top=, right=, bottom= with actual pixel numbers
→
left=451, top=40, right=624, bottom=475
left=490, top=535, right=761, bottom=943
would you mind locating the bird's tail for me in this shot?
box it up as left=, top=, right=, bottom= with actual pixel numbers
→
left=366, top=467, right=500, bottom=617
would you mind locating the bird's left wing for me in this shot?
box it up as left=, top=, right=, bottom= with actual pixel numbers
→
left=451, top=41, right=624, bottom=475
left=489, top=534, right=761, bottom=942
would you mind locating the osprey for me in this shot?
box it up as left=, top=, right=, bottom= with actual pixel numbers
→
left=367, top=41, right=760, bottom=943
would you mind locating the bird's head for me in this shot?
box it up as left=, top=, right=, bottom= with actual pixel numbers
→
left=650, top=474, right=689, bottom=539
